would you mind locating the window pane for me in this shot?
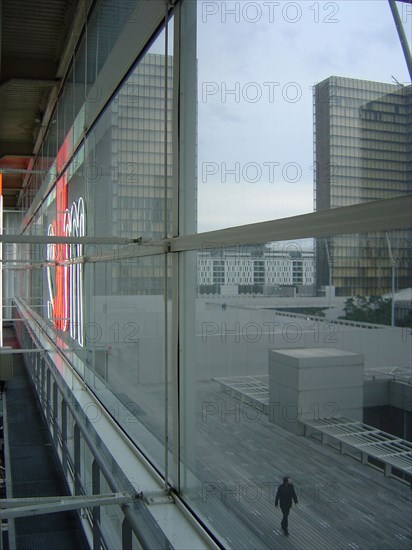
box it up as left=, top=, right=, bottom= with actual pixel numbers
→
left=179, top=235, right=411, bottom=547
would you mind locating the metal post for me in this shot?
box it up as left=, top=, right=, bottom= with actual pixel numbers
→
left=61, top=400, right=68, bottom=477
left=324, top=240, right=333, bottom=323
left=52, top=382, right=58, bottom=444
left=46, top=368, right=51, bottom=425
left=122, top=517, right=133, bottom=550
left=34, top=354, right=40, bottom=392
left=40, top=359, right=45, bottom=406
left=74, top=424, right=81, bottom=495
left=386, top=233, right=396, bottom=326
left=92, top=460, right=101, bottom=550
left=392, top=264, right=396, bottom=326
left=388, top=0, right=412, bottom=81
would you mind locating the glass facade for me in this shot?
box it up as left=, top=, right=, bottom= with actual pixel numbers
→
left=16, top=21, right=176, bottom=476
left=3, top=1, right=412, bottom=549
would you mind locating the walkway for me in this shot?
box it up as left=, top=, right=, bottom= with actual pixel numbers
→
left=2, top=328, right=89, bottom=550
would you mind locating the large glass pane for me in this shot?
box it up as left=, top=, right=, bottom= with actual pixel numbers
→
left=179, top=235, right=411, bottom=548
left=16, top=13, right=175, bottom=477
left=193, top=0, right=411, bottom=231
left=84, top=255, right=171, bottom=474
left=85, top=35, right=173, bottom=241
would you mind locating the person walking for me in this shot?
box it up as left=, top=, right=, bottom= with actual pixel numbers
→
left=275, top=476, right=298, bottom=536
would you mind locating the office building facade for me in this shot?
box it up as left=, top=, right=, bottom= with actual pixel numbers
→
left=197, top=247, right=314, bottom=295
left=314, top=76, right=412, bottom=296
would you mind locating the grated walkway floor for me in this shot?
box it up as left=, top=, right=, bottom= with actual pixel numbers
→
left=3, top=329, right=89, bottom=550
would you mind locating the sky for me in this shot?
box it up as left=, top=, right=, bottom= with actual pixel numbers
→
left=195, top=0, right=412, bottom=233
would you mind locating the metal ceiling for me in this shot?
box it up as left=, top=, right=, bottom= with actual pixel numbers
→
left=0, top=0, right=82, bottom=209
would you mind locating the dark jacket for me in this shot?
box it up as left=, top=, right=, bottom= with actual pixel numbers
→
left=275, top=483, right=298, bottom=510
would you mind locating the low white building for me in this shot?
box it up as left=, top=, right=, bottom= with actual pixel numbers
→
left=197, top=247, right=314, bottom=295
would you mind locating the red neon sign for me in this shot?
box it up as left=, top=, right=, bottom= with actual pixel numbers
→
left=46, top=177, right=85, bottom=346
left=54, top=175, right=69, bottom=331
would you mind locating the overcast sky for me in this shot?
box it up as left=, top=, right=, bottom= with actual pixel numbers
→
left=195, top=0, right=411, bottom=233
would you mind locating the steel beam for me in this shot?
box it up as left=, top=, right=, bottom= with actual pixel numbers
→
left=388, top=0, right=412, bottom=80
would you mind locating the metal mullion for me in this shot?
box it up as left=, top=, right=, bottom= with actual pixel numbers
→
left=171, top=0, right=181, bottom=492
left=170, top=251, right=180, bottom=491
left=163, top=0, right=170, bottom=493
left=175, top=0, right=198, bottom=499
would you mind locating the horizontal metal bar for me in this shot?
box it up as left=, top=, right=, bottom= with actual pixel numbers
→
left=0, top=260, right=44, bottom=264
left=0, top=235, right=141, bottom=245
left=4, top=197, right=410, bottom=267
left=0, top=492, right=135, bottom=519
left=0, top=348, right=51, bottom=354
left=3, top=243, right=166, bottom=270
left=0, top=492, right=133, bottom=509
left=0, top=168, right=49, bottom=175
left=171, top=195, right=412, bottom=252
left=0, top=78, right=59, bottom=90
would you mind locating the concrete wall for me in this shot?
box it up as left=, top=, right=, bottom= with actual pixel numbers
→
left=195, top=302, right=410, bottom=380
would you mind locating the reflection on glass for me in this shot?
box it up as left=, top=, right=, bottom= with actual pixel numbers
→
left=85, top=256, right=170, bottom=473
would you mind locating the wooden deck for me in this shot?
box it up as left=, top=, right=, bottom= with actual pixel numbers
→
left=192, top=380, right=412, bottom=550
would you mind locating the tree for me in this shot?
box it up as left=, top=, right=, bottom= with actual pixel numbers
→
left=340, top=295, right=392, bottom=325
